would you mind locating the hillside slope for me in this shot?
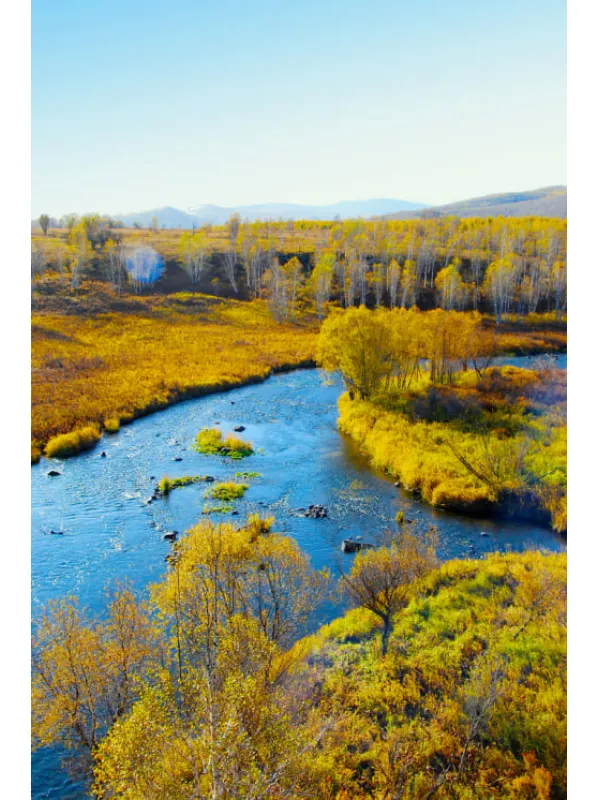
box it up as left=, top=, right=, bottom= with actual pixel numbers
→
left=383, top=185, right=567, bottom=220
left=298, top=550, right=567, bottom=798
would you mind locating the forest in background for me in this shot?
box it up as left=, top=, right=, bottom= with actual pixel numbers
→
left=31, top=214, right=567, bottom=322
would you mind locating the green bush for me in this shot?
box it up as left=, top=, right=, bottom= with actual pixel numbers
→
left=206, top=482, right=249, bottom=501
left=193, top=428, right=254, bottom=459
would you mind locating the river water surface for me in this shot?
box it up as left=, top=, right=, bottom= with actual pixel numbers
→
left=31, top=356, right=566, bottom=798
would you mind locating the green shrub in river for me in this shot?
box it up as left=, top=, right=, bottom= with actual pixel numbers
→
left=202, top=503, right=234, bottom=514
left=158, top=475, right=208, bottom=495
left=205, top=482, right=249, bottom=501
left=193, top=428, right=254, bottom=458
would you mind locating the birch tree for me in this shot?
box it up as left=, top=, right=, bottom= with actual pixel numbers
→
left=179, top=231, right=209, bottom=284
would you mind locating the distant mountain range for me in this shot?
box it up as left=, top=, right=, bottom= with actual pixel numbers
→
left=115, top=199, right=430, bottom=228
left=381, top=186, right=567, bottom=220
left=34, top=187, right=567, bottom=229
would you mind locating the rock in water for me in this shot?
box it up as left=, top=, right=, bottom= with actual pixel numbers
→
left=341, top=538, right=374, bottom=553
left=47, top=470, right=61, bottom=477
left=234, top=425, right=246, bottom=432
left=304, top=504, right=328, bottom=519
left=163, top=531, right=178, bottom=542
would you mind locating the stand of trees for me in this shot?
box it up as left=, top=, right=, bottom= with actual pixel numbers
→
left=316, top=307, right=492, bottom=399
left=32, top=515, right=567, bottom=799
left=31, top=215, right=567, bottom=317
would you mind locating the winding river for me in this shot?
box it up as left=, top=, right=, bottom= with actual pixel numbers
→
left=31, top=355, right=566, bottom=798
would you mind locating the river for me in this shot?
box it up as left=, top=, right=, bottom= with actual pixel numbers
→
left=31, top=355, right=566, bottom=798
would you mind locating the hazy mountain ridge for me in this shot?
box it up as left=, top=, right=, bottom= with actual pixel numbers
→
left=381, top=186, right=567, bottom=220
left=116, top=198, right=429, bottom=228
left=35, top=188, right=567, bottom=229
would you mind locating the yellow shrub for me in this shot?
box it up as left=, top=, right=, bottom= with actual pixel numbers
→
left=45, top=426, right=101, bottom=459
left=103, top=417, right=120, bottom=433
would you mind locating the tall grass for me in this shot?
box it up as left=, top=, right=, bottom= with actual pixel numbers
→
left=31, top=292, right=316, bottom=456
left=45, top=426, right=101, bottom=459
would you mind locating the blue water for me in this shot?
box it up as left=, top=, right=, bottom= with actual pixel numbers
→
left=31, top=361, right=565, bottom=798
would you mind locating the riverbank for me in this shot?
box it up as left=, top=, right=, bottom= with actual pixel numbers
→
left=32, top=291, right=317, bottom=460
left=33, top=512, right=567, bottom=799
left=32, top=288, right=566, bottom=462
left=31, top=366, right=565, bottom=799
left=337, top=364, right=567, bottom=532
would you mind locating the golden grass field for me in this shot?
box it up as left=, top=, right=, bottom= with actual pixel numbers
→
left=32, top=286, right=316, bottom=460
left=31, top=276, right=565, bottom=464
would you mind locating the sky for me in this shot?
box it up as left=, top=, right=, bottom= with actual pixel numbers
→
left=31, top=0, right=566, bottom=218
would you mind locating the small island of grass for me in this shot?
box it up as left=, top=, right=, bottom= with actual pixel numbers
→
left=193, top=428, right=254, bottom=459
left=157, top=475, right=209, bottom=495
left=205, top=481, right=249, bottom=501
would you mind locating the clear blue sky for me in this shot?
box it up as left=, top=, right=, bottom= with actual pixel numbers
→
left=32, top=0, right=566, bottom=217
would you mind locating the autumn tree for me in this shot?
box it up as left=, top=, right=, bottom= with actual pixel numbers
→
left=31, top=242, right=46, bottom=280
left=221, top=246, right=238, bottom=295
left=399, top=258, right=417, bottom=308
left=93, top=517, right=330, bottom=799
left=282, top=256, right=303, bottom=320
left=340, top=529, right=438, bottom=655
left=263, top=257, right=287, bottom=321
left=104, top=238, right=125, bottom=293
left=387, top=258, right=401, bottom=307
left=484, top=258, right=518, bottom=323
left=179, top=230, right=209, bottom=284
left=227, top=212, right=241, bottom=243
left=435, top=261, right=466, bottom=310
left=39, top=214, right=50, bottom=235
left=32, top=589, right=157, bottom=763
left=317, top=306, right=396, bottom=399
left=68, top=222, right=94, bottom=288
left=371, top=261, right=386, bottom=306
left=310, top=252, right=335, bottom=321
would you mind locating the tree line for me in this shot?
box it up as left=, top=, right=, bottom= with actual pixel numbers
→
left=32, top=213, right=567, bottom=317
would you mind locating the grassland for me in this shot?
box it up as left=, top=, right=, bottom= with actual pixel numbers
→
left=32, top=277, right=565, bottom=465
left=32, top=283, right=316, bottom=460
left=299, top=549, right=566, bottom=798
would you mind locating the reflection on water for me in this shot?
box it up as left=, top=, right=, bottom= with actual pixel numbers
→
left=31, top=361, right=565, bottom=798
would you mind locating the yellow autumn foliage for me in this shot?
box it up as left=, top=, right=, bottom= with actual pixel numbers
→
left=32, top=291, right=316, bottom=457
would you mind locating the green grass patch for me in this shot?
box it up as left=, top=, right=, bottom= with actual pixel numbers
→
left=205, top=482, right=249, bottom=501
left=193, top=428, right=254, bottom=459
left=158, top=475, right=207, bottom=495
left=202, top=503, right=234, bottom=514
left=235, top=471, right=261, bottom=478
